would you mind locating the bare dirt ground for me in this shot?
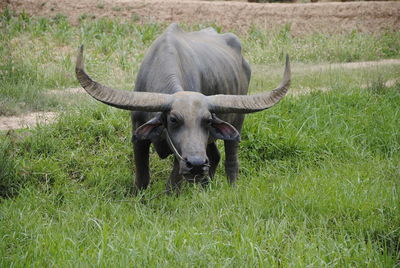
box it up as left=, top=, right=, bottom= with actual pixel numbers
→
left=2, top=0, right=400, bottom=35
left=0, top=112, right=58, bottom=131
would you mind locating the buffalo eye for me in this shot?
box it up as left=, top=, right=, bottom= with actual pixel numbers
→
left=169, top=116, right=179, bottom=125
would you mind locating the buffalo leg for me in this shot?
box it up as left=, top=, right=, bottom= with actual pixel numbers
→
left=133, top=140, right=151, bottom=191
left=207, top=142, right=220, bottom=179
left=166, top=158, right=183, bottom=193
left=224, top=140, right=239, bottom=185
left=223, top=114, right=244, bottom=185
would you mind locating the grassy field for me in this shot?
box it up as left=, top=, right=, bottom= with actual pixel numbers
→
left=1, top=10, right=400, bottom=266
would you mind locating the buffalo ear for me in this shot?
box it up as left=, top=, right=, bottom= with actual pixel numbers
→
left=209, top=115, right=240, bottom=141
left=134, top=115, right=164, bottom=141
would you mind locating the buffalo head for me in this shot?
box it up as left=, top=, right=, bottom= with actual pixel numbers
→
left=133, top=92, right=240, bottom=179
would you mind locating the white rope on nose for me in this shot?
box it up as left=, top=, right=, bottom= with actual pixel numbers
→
left=164, top=129, right=186, bottom=162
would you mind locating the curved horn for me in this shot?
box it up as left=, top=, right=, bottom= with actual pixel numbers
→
left=207, top=55, right=291, bottom=114
left=75, top=45, right=172, bottom=112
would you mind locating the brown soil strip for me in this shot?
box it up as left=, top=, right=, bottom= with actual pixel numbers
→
left=0, top=112, right=58, bottom=131
left=307, top=59, right=400, bottom=72
left=3, top=0, right=399, bottom=35
left=46, top=87, right=86, bottom=95
left=254, top=58, right=400, bottom=76
left=289, top=79, right=398, bottom=97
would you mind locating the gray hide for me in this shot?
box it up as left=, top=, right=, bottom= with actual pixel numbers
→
left=75, top=23, right=291, bottom=192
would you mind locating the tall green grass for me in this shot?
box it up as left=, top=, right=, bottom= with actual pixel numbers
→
left=243, top=24, right=400, bottom=64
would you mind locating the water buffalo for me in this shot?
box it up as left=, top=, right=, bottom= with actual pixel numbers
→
left=76, top=23, right=290, bottom=192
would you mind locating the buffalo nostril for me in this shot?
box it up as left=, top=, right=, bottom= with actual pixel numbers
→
left=185, top=156, right=208, bottom=174
left=182, top=156, right=210, bottom=176
left=183, top=158, right=192, bottom=168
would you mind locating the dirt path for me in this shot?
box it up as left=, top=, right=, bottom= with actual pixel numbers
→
left=254, top=58, right=400, bottom=76
left=3, top=0, right=400, bottom=35
left=299, top=59, right=400, bottom=72
left=0, top=112, right=58, bottom=131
